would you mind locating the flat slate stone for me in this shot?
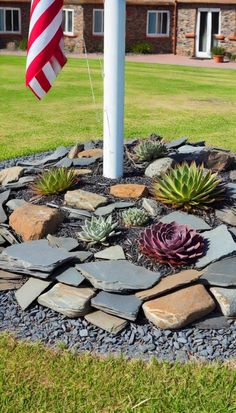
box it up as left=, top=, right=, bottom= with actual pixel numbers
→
left=0, top=190, right=10, bottom=223
left=177, top=145, right=206, bottom=154
left=72, top=157, right=99, bottom=167
left=160, top=211, right=211, bottom=230
left=94, top=202, right=135, bottom=216
left=4, top=176, right=35, bottom=189
left=191, top=313, right=229, bottom=329
left=76, top=260, right=161, bottom=292
left=0, top=279, right=23, bottom=291
left=56, top=267, right=85, bottom=287
left=0, top=225, right=19, bottom=244
left=200, top=257, right=236, bottom=287
left=94, top=246, right=126, bottom=260
left=166, top=137, right=188, bottom=149
left=0, top=235, right=5, bottom=245
left=143, top=284, right=215, bottom=329
left=215, top=208, right=236, bottom=226
left=85, top=310, right=128, bottom=334
left=195, top=225, right=236, bottom=269
left=0, top=240, right=74, bottom=275
left=38, top=284, right=95, bottom=317
left=47, top=235, right=79, bottom=251
left=145, top=157, right=174, bottom=178
left=210, top=287, right=236, bottom=317
left=0, top=269, right=22, bottom=279
left=91, top=291, right=142, bottom=321
left=6, top=199, right=27, bottom=211
left=54, top=157, right=73, bottom=168
left=15, top=278, right=52, bottom=310
left=17, top=146, right=68, bottom=167
left=0, top=166, right=24, bottom=186
left=74, top=251, right=93, bottom=263
left=226, top=183, right=236, bottom=199
left=136, top=269, right=203, bottom=301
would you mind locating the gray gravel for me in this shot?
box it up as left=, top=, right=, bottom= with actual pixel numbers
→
left=1, top=290, right=236, bottom=362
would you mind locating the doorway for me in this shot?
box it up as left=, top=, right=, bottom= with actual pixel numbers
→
left=196, top=9, right=220, bottom=58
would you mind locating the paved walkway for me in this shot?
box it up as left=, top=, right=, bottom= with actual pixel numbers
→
left=1, top=50, right=236, bottom=69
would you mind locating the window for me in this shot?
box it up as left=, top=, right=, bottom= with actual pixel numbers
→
left=147, top=11, right=170, bottom=37
left=0, top=8, right=21, bottom=33
left=62, top=9, right=74, bottom=35
left=93, top=9, right=104, bottom=35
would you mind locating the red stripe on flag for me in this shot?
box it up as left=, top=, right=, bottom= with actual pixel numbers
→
left=36, top=70, right=52, bottom=93
left=28, top=1, right=62, bottom=49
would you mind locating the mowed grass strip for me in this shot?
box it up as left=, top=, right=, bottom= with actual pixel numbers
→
left=0, top=55, right=236, bottom=160
left=0, top=334, right=235, bottom=413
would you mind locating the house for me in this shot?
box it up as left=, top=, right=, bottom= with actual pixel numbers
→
left=0, top=0, right=236, bottom=58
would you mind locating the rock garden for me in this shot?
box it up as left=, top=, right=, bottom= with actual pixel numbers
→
left=1, top=136, right=236, bottom=362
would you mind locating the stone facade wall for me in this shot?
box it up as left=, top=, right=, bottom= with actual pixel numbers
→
left=63, top=4, right=84, bottom=53
left=0, top=2, right=30, bottom=49
left=83, top=4, right=174, bottom=54
left=176, top=4, right=236, bottom=57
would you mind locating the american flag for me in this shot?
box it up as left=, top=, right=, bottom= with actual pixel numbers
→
left=26, top=0, right=67, bottom=99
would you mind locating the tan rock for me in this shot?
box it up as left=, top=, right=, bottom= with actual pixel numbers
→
left=68, top=144, right=84, bottom=159
left=64, top=189, right=107, bottom=211
left=38, top=283, right=95, bottom=317
left=74, top=169, right=92, bottom=176
left=78, top=148, right=103, bottom=158
left=143, top=284, right=215, bottom=329
left=0, top=166, right=24, bottom=186
left=136, top=269, right=203, bottom=301
left=205, top=151, right=235, bottom=172
left=110, top=184, right=148, bottom=199
left=9, top=203, right=64, bottom=241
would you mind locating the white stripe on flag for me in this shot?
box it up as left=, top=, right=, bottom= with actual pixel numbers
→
left=29, top=77, right=46, bottom=99
left=50, top=56, right=61, bottom=75
left=28, top=0, right=55, bottom=37
left=27, top=10, right=62, bottom=68
left=42, top=62, right=56, bottom=84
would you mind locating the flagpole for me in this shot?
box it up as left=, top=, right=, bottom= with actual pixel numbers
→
left=103, top=0, right=126, bottom=179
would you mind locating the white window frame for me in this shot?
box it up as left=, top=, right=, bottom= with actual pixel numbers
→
left=92, top=8, right=104, bottom=36
left=63, top=8, right=74, bottom=36
left=0, top=7, right=21, bottom=34
left=146, top=10, right=170, bottom=37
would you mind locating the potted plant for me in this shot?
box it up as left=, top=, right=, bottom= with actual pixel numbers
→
left=211, top=46, right=225, bottom=63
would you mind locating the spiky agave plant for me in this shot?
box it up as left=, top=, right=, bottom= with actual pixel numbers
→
left=31, top=167, right=78, bottom=196
left=122, top=208, right=149, bottom=227
left=134, top=140, right=168, bottom=162
left=77, top=215, right=120, bottom=245
left=152, top=162, right=225, bottom=211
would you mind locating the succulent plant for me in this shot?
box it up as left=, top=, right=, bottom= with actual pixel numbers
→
left=77, top=215, right=119, bottom=245
left=31, top=167, right=78, bottom=196
left=134, top=140, right=168, bottom=162
left=122, top=208, right=149, bottom=227
left=138, top=221, right=205, bottom=266
left=152, top=161, right=225, bottom=211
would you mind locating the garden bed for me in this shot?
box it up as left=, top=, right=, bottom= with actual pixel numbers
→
left=0, top=136, right=236, bottom=362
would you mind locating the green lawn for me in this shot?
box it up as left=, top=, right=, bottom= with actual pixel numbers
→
left=0, top=335, right=235, bottom=413
left=0, top=55, right=236, bottom=160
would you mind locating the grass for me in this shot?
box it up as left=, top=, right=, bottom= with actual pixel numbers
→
left=0, top=334, right=235, bottom=413
left=0, top=55, right=236, bottom=160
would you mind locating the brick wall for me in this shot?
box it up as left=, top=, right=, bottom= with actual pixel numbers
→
left=0, top=2, right=30, bottom=49
left=63, top=4, right=84, bottom=53
left=176, top=4, right=236, bottom=56
left=83, top=4, right=174, bottom=54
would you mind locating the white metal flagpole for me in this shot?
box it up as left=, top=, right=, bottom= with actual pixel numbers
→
left=103, top=0, right=126, bottom=179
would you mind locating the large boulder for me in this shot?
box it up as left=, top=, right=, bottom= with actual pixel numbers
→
left=9, top=204, right=64, bottom=241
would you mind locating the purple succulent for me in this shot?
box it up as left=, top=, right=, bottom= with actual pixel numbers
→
left=138, top=221, right=205, bottom=267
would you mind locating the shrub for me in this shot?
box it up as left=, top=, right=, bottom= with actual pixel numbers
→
left=211, top=46, right=225, bottom=56
left=31, top=168, right=78, bottom=196
left=152, top=161, right=225, bottom=211
left=138, top=221, right=205, bottom=266
left=18, top=38, right=28, bottom=51
left=130, top=42, right=154, bottom=54
left=122, top=208, right=149, bottom=227
left=77, top=215, right=119, bottom=245
left=134, top=140, right=168, bottom=162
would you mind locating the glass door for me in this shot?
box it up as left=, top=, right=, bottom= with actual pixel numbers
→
left=196, top=9, right=220, bottom=58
